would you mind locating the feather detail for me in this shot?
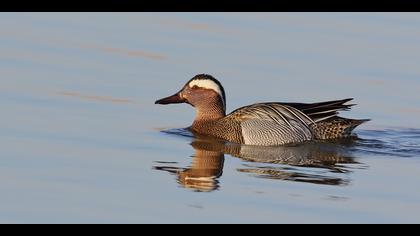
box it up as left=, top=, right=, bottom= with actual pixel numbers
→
left=276, top=98, right=355, bottom=123
left=227, top=103, right=314, bottom=145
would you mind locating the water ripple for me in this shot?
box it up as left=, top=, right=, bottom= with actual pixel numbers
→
left=356, top=128, right=420, bottom=158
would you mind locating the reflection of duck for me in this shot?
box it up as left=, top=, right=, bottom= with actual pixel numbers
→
left=224, top=139, right=357, bottom=168
left=154, top=131, right=361, bottom=191
left=154, top=138, right=225, bottom=192
left=231, top=142, right=358, bottom=186
left=155, top=74, right=370, bottom=146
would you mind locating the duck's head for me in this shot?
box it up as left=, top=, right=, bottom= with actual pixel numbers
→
left=155, top=74, right=226, bottom=116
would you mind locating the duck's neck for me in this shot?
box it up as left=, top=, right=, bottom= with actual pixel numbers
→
left=192, top=103, right=225, bottom=131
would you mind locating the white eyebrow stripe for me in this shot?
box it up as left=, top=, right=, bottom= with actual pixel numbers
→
left=189, top=80, right=223, bottom=97
left=188, top=80, right=225, bottom=109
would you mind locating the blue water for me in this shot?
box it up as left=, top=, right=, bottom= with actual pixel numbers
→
left=1, top=13, right=420, bottom=223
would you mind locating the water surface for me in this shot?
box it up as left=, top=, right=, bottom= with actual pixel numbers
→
left=1, top=13, right=420, bottom=223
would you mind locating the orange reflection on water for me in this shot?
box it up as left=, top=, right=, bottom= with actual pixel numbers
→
left=78, top=44, right=167, bottom=60
left=57, top=91, right=137, bottom=104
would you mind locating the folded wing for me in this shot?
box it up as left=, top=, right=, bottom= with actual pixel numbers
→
left=228, top=103, right=314, bottom=145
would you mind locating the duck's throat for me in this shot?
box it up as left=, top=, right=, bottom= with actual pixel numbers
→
left=191, top=107, right=225, bottom=133
left=194, top=106, right=225, bottom=121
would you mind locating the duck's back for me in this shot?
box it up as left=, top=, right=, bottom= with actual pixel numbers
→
left=194, top=99, right=368, bottom=146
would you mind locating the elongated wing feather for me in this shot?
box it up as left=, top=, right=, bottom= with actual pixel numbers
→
left=273, top=98, right=355, bottom=122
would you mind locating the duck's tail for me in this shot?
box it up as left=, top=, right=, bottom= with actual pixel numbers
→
left=312, top=116, right=370, bottom=140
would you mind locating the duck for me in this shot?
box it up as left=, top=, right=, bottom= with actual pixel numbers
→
left=155, top=74, right=370, bottom=146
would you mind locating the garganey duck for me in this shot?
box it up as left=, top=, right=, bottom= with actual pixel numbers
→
left=155, top=74, right=370, bottom=146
